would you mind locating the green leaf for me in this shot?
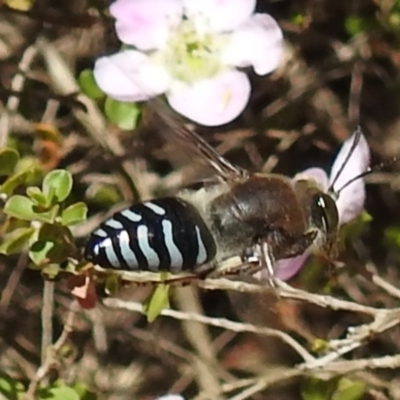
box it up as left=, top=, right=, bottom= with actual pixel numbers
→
left=60, top=202, right=88, bottom=226
left=26, top=187, right=49, bottom=206
left=340, top=211, right=372, bottom=243
left=144, top=283, right=171, bottom=323
left=4, top=195, right=36, bottom=220
left=345, top=16, right=365, bottom=36
left=29, top=224, right=75, bottom=266
left=72, top=381, right=98, bottom=400
left=35, top=205, right=60, bottom=224
left=0, top=148, right=19, bottom=176
left=41, top=263, right=63, bottom=279
left=29, top=240, right=54, bottom=266
left=291, top=13, right=306, bottom=26
left=5, top=0, right=34, bottom=11
left=3, top=216, right=30, bottom=234
left=332, top=378, right=365, bottom=400
left=385, top=226, right=400, bottom=248
left=104, top=274, right=120, bottom=295
left=0, top=371, right=25, bottom=398
left=0, top=227, right=36, bottom=255
left=78, top=69, right=105, bottom=100
left=42, top=169, right=73, bottom=203
left=87, top=184, right=122, bottom=207
left=301, top=377, right=336, bottom=400
left=5, top=194, right=59, bottom=224
left=38, top=386, right=80, bottom=400
left=0, top=170, right=31, bottom=197
left=104, top=98, right=141, bottom=130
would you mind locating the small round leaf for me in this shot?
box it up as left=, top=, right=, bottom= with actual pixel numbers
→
left=104, top=98, right=141, bottom=130
left=0, top=170, right=31, bottom=197
left=0, top=227, right=36, bottom=255
left=78, top=69, right=105, bottom=100
left=0, top=148, right=19, bottom=176
left=60, top=202, right=88, bottom=226
left=332, top=378, right=365, bottom=400
left=43, top=169, right=73, bottom=203
left=27, top=187, right=48, bottom=206
left=4, top=195, right=36, bottom=220
left=39, top=386, right=80, bottom=400
left=144, top=283, right=171, bottom=323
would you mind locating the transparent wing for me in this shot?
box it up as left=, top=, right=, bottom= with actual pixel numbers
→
left=145, top=99, right=249, bottom=182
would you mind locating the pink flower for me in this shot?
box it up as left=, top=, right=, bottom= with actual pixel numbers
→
left=274, top=131, right=371, bottom=281
left=94, top=0, right=283, bottom=126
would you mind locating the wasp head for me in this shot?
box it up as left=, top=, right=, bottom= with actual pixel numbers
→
left=274, top=129, right=371, bottom=281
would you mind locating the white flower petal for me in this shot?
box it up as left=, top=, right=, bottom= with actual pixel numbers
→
left=94, top=50, right=171, bottom=102
left=329, top=132, right=370, bottom=224
left=110, top=0, right=183, bottom=50
left=294, top=167, right=329, bottom=191
left=167, top=70, right=250, bottom=126
left=156, top=395, right=185, bottom=400
left=183, top=0, right=256, bottom=32
left=222, top=14, right=283, bottom=75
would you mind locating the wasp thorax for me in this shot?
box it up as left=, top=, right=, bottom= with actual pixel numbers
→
left=208, top=175, right=317, bottom=262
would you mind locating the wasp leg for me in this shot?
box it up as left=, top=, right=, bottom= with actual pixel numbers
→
left=240, top=241, right=276, bottom=286
left=284, top=229, right=318, bottom=259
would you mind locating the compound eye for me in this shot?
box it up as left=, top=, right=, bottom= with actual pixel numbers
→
left=314, top=194, right=339, bottom=236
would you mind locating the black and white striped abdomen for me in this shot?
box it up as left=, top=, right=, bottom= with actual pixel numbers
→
left=84, top=197, right=217, bottom=273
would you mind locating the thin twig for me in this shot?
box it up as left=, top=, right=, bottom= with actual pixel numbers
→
left=371, top=274, right=400, bottom=300
left=98, top=257, right=385, bottom=318
left=41, top=280, right=54, bottom=364
left=103, top=297, right=315, bottom=363
left=0, top=43, right=38, bottom=148
left=25, top=301, right=79, bottom=399
left=174, top=287, right=224, bottom=399
left=0, top=252, right=28, bottom=308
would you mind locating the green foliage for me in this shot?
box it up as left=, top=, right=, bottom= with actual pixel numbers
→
left=0, top=150, right=43, bottom=197
left=0, top=226, right=36, bottom=255
left=0, top=372, right=25, bottom=400
left=42, top=169, right=73, bottom=204
left=345, top=16, right=367, bottom=36
left=0, top=148, right=19, bottom=176
left=302, top=377, right=365, bottom=400
left=61, top=202, right=88, bottom=226
left=78, top=69, right=105, bottom=100
left=0, top=373, right=97, bottom=400
left=4, top=195, right=39, bottom=221
left=144, top=278, right=171, bottom=322
left=104, top=274, right=120, bottom=296
left=104, top=97, right=141, bottom=130
left=37, top=381, right=97, bottom=400
left=291, top=13, right=307, bottom=26
left=340, top=211, right=372, bottom=245
left=0, top=169, right=87, bottom=277
left=86, top=183, right=122, bottom=207
left=384, top=225, right=400, bottom=248
left=332, top=378, right=365, bottom=400
left=39, top=386, right=81, bottom=400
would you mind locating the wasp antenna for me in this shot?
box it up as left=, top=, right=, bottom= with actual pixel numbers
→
left=335, top=168, right=372, bottom=195
left=328, top=126, right=363, bottom=194
left=336, top=156, right=398, bottom=195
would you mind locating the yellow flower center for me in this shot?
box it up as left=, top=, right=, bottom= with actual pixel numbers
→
left=160, top=19, right=226, bottom=83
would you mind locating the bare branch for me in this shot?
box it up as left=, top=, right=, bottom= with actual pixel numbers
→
left=103, top=297, right=315, bottom=363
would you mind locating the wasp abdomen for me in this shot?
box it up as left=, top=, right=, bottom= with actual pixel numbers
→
left=84, top=197, right=216, bottom=273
